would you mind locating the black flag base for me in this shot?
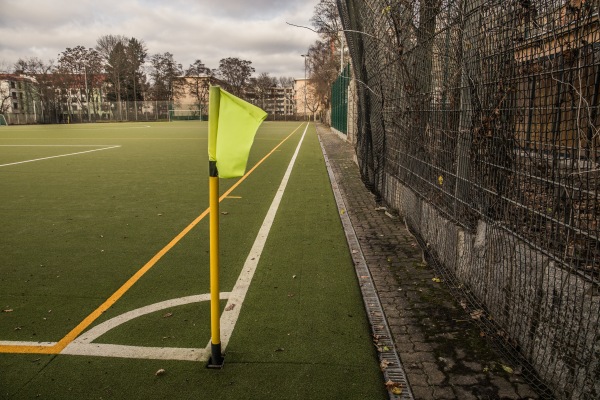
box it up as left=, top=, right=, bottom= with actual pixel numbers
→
left=206, top=342, right=224, bottom=369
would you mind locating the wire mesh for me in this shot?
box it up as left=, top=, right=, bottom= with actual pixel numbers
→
left=337, top=0, right=600, bottom=399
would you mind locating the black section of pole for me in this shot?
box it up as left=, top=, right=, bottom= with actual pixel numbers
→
left=207, top=342, right=224, bottom=369
left=209, top=160, right=218, bottom=178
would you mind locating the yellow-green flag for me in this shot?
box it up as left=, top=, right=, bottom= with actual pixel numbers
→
left=208, top=86, right=267, bottom=179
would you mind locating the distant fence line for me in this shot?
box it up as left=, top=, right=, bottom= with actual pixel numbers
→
left=337, top=0, right=599, bottom=399
left=5, top=100, right=303, bottom=125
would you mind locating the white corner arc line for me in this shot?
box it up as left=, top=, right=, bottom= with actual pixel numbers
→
left=217, top=123, right=309, bottom=350
left=1, top=124, right=308, bottom=361
left=0, top=145, right=121, bottom=167
left=60, top=293, right=231, bottom=361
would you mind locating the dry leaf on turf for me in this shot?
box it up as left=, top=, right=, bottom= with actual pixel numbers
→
left=155, top=369, right=166, bottom=376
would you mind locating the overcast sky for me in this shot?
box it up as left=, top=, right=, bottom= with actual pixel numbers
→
left=0, top=0, right=321, bottom=79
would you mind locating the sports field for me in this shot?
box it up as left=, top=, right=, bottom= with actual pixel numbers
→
left=0, top=121, right=386, bottom=399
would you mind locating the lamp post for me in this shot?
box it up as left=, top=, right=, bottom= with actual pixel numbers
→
left=301, top=54, right=308, bottom=121
left=83, top=66, right=91, bottom=122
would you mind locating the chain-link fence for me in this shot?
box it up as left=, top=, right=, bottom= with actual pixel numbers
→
left=6, top=100, right=305, bottom=125
left=331, top=63, right=351, bottom=134
left=337, top=1, right=600, bottom=399
left=6, top=100, right=174, bottom=124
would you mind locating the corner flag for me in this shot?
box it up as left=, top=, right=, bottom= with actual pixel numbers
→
left=206, top=86, right=266, bottom=369
left=208, top=86, right=267, bottom=178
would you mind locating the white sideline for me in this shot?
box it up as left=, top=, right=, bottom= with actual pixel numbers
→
left=217, top=123, right=309, bottom=350
left=1, top=123, right=309, bottom=361
left=0, top=145, right=121, bottom=167
left=62, top=293, right=230, bottom=361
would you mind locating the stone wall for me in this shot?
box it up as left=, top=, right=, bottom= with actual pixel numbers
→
left=383, top=174, right=600, bottom=399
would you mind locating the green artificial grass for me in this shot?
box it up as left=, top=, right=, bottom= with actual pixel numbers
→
left=0, top=122, right=386, bottom=399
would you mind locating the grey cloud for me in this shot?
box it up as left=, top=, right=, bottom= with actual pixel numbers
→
left=0, top=0, right=319, bottom=78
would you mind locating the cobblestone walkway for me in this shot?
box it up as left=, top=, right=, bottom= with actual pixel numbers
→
left=317, top=124, right=540, bottom=400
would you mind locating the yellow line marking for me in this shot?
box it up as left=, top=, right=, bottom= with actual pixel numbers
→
left=0, top=123, right=306, bottom=355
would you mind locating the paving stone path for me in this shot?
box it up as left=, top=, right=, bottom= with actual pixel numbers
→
left=318, top=124, right=540, bottom=400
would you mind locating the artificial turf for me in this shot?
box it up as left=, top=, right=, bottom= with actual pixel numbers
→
left=0, top=122, right=386, bottom=399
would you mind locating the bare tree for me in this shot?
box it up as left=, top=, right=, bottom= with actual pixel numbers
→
left=95, top=34, right=128, bottom=61
left=306, top=40, right=340, bottom=116
left=216, top=57, right=255, bottom=98
left=149, top=52, right=183, bottom=102
left=14, top=57, right=59, bottom=123
left=58, top=46, right=97, bottom=122
left=0, top=61, right=11, bottom=74
left=0, top=77, right=11, bottom=115
left=311, top=0, right=343, bottom=44
left=278, top=76, right=295, bottom=88
left=252, top=72, right=277, bottom=110
left=184, top=59, right=212, bottom=116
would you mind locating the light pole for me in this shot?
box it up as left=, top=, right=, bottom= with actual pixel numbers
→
left=301, top=54, right=308, bottom=121
left=83, top=66, right=91, bottom=122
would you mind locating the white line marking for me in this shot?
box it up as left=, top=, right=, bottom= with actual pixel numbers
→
left=0, top=145, right=121, bottom=167
left=0, top=124, right=309, bottom=361
left=62, top=343, right=207, bottom=361
left=0, top=341, right=56, bottom=347
left=0, top=145, right=120, bottom=147
left=60, top=293, right=230, bottom=361
left=68, top=293, right=229, bottom=345
left=218, top=123, right=309, bottom=350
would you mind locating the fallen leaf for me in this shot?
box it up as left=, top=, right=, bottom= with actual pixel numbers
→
left=501, top=365, right=514, bottom=374
left=380, top=359, right=391, bottom=370
left=274, top=347, right=284, bottom=352
left=2, top=309, right=13, bottom=313
left=162, top=312, right=173, bottom=318
left=155, top=369, right=166, bottom=376
left=470, top=309, right=484, bottom=320
left=221, top=211, right=229, bottom=215
left=432, top=277, right=442, bottom=283
left=385, top=380, right=403, bottom=394
left=224, top=303, right=235, bottom=311
left=438, top=175, right=444, bottom=185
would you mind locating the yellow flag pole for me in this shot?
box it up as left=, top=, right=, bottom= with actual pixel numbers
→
left=207, top=86, right=224, bottom=368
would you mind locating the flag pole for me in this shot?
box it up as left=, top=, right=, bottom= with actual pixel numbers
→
left=207, top=87, right=224, bottom=368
